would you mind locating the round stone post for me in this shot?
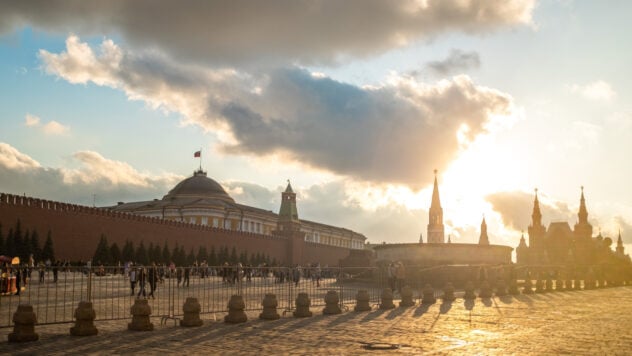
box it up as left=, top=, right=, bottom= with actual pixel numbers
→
left=565, top=278, right=573, bottom=291
left=399, top=285, right=415, bottom=307
left=421, top=284, right=436, bottom=304
left=379, top=288, right=395, bottom=310
left=508, top=279, right=521, bottom=295
left=70, top=301, right=98, bottom=336
left=260, top=294, right=280, bottom=320
left=545, top=275, right=553, bottom=292
left=354, top=290, right=371, bottom=312
left=584, top=269, right=596, bottom=290
left=495, top=279, right=508, bottom=296
left=441, top=282, right=456, bottom=302
left=463, top=281, right=477, bottom=299
left=225, top=295, right=248, bottom=323
left=293, top=292, right=313, bottom=317
left=8, top=305, right=39, bottom=342
left=478, top=280, right=493, bottom=299
left=323, top=290, right=342, bottom=315
left=522, top=278, right=534, bottom=294
left=180, top=297, right=203, bottom=327
left=128, top=298, right=154, bottom=331
left=535, top=278, right=545, bottom=293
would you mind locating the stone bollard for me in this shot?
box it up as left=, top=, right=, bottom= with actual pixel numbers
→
left=379, top=288, right=395, bottom=310
left=565, top=279, right=573, bottom=291
left=259, top=294, right=280, bottom=320
left=574, top=280, right=582, bottom=290
left=293, top=292, right=313, bottom=317
left=421, top=284, right=436, bottom=304
left=508, top=279, right=520, bottom=295
left=535, top=279, right=545, bottom=293
left=354, top=290, right=371, bottom=312
left=323, top=290, right=342, bottom=315
left=442, top=282, right=456, bottom=302
left=556, top=279, right=565, bottom=291
left=225, top=295, right=248, bottom=323
left=463, top=281, right=477, bottom=300
left=180, top=297, right=203, bottom=327
left=545, top=278, right=553, bottom=292
left=495, top=279, right=508, bottom=297
left=8, top=304, right=39, bottom=342
left=478, top=280, right=492, bottom=299
left=128, top=298, right=154, bottom=331
left=522, top=279, right=534, bottom=294
left=399, top=286, right=415, bottom=307
left=70, top=301, right=98, bottom=336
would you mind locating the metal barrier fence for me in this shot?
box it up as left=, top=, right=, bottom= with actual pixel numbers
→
left=2, top=263, right=629, bottom=328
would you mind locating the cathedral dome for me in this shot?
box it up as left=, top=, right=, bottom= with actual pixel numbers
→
left=163, top=170, right=234, bottom=203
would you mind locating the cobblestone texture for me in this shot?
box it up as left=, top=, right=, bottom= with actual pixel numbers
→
left=2, top=287, right=631, bottom=355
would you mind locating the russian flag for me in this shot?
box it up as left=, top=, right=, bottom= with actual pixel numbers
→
left=194, top=150, right=201, bottom=158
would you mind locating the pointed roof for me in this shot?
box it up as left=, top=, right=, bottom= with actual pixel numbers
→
left=479, top=216, right=489, bottom=245
left=430, top=169, right=442, bottom=209
left=518, top=233, right=528, bottom=248
left=531, top=188, right=542, bottom=227
left=284, top=179, right=294, bottom=193
left=578, top=186, right=588, bottom=223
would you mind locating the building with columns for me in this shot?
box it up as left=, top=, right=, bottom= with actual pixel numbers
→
left=110, top=169, right=366, bottom=250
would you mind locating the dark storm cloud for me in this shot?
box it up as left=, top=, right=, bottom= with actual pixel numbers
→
left=426, top=49, right=481, bottom=76
left=486, top=190, right=575, bottom=231
left=39, top=37, right=515, bottom=187
left=0, top=0, right=535, bottom=66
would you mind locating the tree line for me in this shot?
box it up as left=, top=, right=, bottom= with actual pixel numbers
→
left=93, top=235, right=277, bottom=267
left=0, top=220, right=55, bottom=263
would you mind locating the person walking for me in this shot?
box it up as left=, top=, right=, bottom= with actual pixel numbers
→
left=137, top=267, right=147, bottom=299
left=129, top=267, right=137, bottom=296
left=148, top=263, right=157, bottom=299
left=183, top=266, right=190, bottom=287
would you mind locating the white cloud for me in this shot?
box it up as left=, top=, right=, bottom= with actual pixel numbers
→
left=24, top=113, right=40, bottom=126
left=39, top=36, right=518, bottom=188
left=1, top=1, right=536, bottom=66
left=570, top=80, right=617, bottom=102
left=24, top=113, right=70, bottom=135
left=0, top=142, right=180, bottom=205
left=42, top=120, right=70, bottom=135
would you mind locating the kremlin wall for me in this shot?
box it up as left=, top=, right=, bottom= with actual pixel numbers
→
left=0, top=192, right=354, bottom=267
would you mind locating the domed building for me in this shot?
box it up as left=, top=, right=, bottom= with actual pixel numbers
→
left=110, top=169, right=366, bottom=250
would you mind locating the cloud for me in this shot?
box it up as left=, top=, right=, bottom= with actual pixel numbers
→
left=24, top=113, right=70, bottom=135
left=24, top=113, right=40, bottom=126
left=570, top=80, right=616, bottom=102
left=486, top=190, right=575, bottom=231
left=0, top=142, right=180, bottom=205
left=40, top=36, right=517, bottom=187
left=1, top=0, right=535, bottom=66
left=425, top=49, right=481, bottom=75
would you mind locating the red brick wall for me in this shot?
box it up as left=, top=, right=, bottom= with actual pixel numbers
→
left=0, top=193, right=351, bottom=266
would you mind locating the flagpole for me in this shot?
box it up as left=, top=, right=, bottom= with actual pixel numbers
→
left=199, top=148, right=202, bottom=171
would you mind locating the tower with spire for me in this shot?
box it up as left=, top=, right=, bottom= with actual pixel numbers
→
left=574, top=186, right=593, bottom=240
left=478, top=217, right=490, bottom=245
left=427, top=170, right=445, bottom=244
left=528, top=188, right=546, bottom=262
left=616, top=230, right=625, bottom=256
left=516, top=233, right=529, bottom=264
left=278, top=180, right=300, bottom=231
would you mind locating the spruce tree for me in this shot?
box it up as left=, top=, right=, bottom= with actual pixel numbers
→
left=208, top=246, right=217, bottom=266
left=122, top=240, right=135, bottom=262
left=135, top=241, right=148, bottom=265
left=5, top=228, right=15, bottom=257
left=178, top=246, right=186, bottom=266
left=42, top=230, right=55, bottom=262
left=230, top=247, right=238, bottom=264
left=22, top=229, right=31, bottom=261
left=110, top=242, right=121, bottom=265
left=152, top=244, right=162, bottom=264
left=161, top=241, right=171, bottom=263
left=0, top=223, right=4, bottom=254
left=196, top=246, right=207, bottom=264
left=30, top=230, right=41, bottom=262
left=187, top=248, right=195, bottom=265
left=93, top=235, right=111, bottom=265
left=13, top=220, right=24, bottom=260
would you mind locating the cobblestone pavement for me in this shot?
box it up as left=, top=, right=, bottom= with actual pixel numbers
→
left=2, top=287, right=631, bottom=355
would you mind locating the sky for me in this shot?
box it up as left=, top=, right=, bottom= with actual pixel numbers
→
left=0, top=1, right=631, bottom=254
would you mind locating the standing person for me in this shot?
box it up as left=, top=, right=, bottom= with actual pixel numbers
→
left=183, top=266, right=190, bottom=287
left=148, top=263, right=157, bottom=299
left=15, top=266, right=21, bottom=296
left=176, top=267, right=183, bottom=286
left=387, top=263, right=397, bottom=291
left=38, top=262, right=45, bottom=283
left=52, top=260, right=59, bottom=283
left=137, top=267, right=147, bottom=298
left=129, top=267, right=137, bottom=296
left=395, top=262, right=406, bottom=294
left=293, top=265, right=301, bottom=287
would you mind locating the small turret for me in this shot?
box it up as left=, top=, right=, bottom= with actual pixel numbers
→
left=616, top=230, right=625, bottom=255
left=278, top=180, right=300, bottom=231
